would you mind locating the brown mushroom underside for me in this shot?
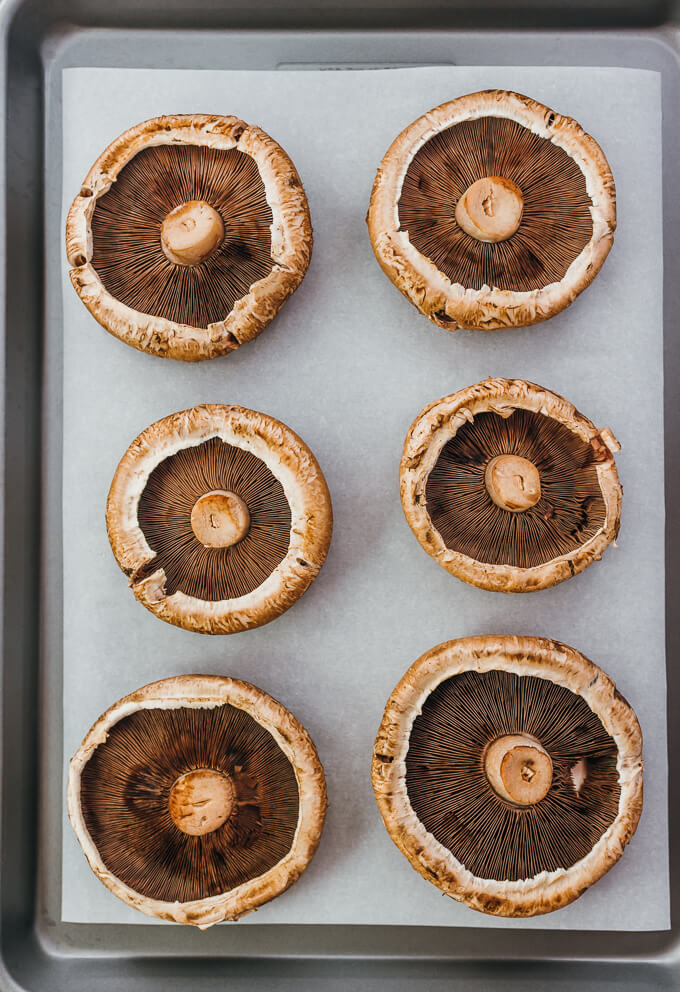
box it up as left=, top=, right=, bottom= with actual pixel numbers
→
left=397, top=116, right=593, bottom=292
left=90, top=144, right=273, bottom=327
left=405, top=669, right=620, bottom=882
left=424, top=408, right=606, bottom=569
left=79, top=704, right=300, bottom=903
left=137, top=437, right=291, bottom=601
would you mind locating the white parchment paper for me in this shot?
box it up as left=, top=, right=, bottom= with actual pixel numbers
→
left=60, top=66, right=668, bottom=929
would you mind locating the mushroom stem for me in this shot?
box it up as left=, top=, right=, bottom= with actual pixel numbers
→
left=570, top=757, right=588, bottom=793
left=455, top=177, right=524, bottom=243
left=485, top=454, right=541, bottom=512
left=484, top=734, right=553, bottom=806
left=169, top=768, right=235, bottom=836
left=190, top=490, right=251, bottom=548
left=160, top=200, right=225, bottom=266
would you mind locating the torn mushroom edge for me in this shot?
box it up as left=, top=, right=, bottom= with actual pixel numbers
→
left=66, top=114, right=312, bottom=362
left=371, top=634, right=643, bottom=918
left=399, top=378, right=622, bottom=593
left=367, top=89, right=616, bottom=331
left=67, top=674, right=327, bottom=928
left=106, top=405, right=333, bottom=634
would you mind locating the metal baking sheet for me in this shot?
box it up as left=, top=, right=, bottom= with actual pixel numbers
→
left=59, top=64, right=667, bottom=930
left=0, top=9, right=674, bottom=989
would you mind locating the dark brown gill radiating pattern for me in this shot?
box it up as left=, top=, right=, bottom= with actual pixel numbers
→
left=137, top=437, right=291, bottom=601
left=90, top=144, right=273, bottom=327
left=405, top=669, right=620, bottom=882
left=425, top=408, right=606, bottom=569
left=397, top=116, right=593, bottom=292
left=80, top=704, right=300, bottom=903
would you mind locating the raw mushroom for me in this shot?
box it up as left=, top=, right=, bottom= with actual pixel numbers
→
left=67, top=675, right=327, bottom=927
left=106, top=405, right=332, bottom=633
left=367, top=90, right=616, bottom=330
left=372, top=635, right=643, bottom=917
left=400, top=378, right=622, bottom=593
left=66, top=115, right=312, bottom=361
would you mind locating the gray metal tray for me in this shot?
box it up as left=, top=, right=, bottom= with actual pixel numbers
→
left=1, top=0, right=678, bottom=988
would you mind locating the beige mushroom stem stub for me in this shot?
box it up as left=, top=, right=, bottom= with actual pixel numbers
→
left=485, top=454, right=541, bottom=512
left=485, top=734, right=553, bottom=806
left=190, top=490, right=251, bottom=548
left=454, top=176, right=524, bottom=243
left=168, top=768, right=235, bottom=836
left=160, top=200, right=225, bottom=266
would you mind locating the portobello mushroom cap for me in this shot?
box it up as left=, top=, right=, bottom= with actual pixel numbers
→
left=367, top=90, right=615, bottom=330
left=106, top=405, right=332, bottom=633
left=68, top=675, right=327, bottom=927
left=372, top=635, right=643, bottom=917
left=400, top=378, right=622, bottom=593
left=66, top=114, right=312, bottom=361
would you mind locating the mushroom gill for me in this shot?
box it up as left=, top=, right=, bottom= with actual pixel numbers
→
left=90, top=144, right=273, bottom=327
left=405, top=668, right=620, bottom=882
left=79, top=703, right=300, bottom=903
left=397, top=116, right=593, bottom=292
left=424, top=407, right=606, bottom=569
left=137, top=436, right=291, bottom=601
